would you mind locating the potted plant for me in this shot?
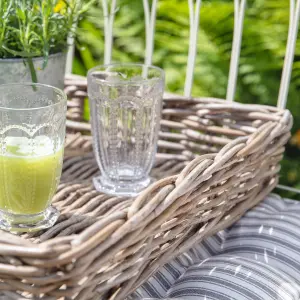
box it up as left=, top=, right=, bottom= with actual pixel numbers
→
left=0, top=0, right=93, bottom=88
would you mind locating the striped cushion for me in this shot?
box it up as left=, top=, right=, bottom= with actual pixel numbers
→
left=130, top=233, right=226, bottom=299
left=167, top=255, right=300, bottom=300
left=130, top=253, right=195, bottom=299
left=130, top=194, right=300, bottom=299
left=221, top=195, right=300, bottom=282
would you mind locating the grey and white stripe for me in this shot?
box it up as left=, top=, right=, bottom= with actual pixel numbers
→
left=167, top=256, right=300, bottom=300
left=130, top=194, right=300, bottom=299
left=221, top=195, right=300, bottom=283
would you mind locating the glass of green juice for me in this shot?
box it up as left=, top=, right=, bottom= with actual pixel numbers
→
left=0, top=83, right=66, bottom=232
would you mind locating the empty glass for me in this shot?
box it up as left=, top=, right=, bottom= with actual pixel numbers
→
left=88, top=63, right=165, bottom=196
left=0, top=83, right=66, bottom=232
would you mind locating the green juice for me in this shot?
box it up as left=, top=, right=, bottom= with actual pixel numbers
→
left=0, top=136, right=63, bottom=215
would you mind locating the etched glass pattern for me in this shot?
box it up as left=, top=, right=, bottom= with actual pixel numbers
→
left=88, top=64, right=165, bottom=196
left=0, top=83, right=66, bottom=232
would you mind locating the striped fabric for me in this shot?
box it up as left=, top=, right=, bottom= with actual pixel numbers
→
left=130, top=232, right=227, bottom=299
left=221, top=194, right=300, bottom=282
left=167, top=256, right=300, bottom=300
left=130, top=194, right=300, bottom=300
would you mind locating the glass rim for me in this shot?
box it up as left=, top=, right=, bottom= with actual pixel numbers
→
left=0, top=82, right=67, bottom=111
left=87, top=63, right=165, bottom=85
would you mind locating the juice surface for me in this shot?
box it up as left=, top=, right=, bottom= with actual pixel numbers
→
left=0, top=136, right=63, bottom=215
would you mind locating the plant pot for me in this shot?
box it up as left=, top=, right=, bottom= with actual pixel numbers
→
left=0, top=52, right=67, bottom=89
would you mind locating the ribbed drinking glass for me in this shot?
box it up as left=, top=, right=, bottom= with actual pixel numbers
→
left=88, top=63, right=165, bottom=196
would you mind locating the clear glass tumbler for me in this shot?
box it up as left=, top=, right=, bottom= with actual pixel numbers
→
left=88, top=63, right=165, bottom=196
left=0, top=83, right=66, bottom=232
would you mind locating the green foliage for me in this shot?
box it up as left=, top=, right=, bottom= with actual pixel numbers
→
left=0, top=0, right=94, bottom=61
left=74, top=0, right=300, bottom=198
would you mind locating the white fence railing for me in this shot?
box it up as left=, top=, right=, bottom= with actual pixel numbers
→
left=226, top=0, right=246, bottom=102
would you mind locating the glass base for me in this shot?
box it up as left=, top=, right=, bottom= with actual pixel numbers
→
left=93, top=175, right=151, bottom=197
left=0, top=206, right=59, bottom=233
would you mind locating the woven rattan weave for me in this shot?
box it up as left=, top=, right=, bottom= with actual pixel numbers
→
left=0, top=74, right=292, bottom=300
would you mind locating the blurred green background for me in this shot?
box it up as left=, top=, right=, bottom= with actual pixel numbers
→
left=73, top=0, right=300, bottom=199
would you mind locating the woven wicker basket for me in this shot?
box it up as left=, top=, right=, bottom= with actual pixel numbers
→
left=0, top=74, right=292, bottom=300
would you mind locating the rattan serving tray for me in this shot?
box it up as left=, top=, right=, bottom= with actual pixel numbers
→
left=0, top=75, right=292, bottom=300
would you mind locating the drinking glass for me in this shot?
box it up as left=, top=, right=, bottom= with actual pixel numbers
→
left=88, top=63, right=165, bottom=196
left=0, top=83, right=66, bottom=232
